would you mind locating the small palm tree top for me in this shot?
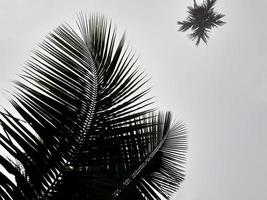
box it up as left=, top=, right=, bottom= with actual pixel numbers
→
left=178, top=0, right=225, bottom=46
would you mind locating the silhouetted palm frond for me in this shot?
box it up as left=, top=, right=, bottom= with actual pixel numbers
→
left=0, top=13, right=187, bottom=200
left=178, top=0, right=225, bottom=45
left=114, top=112, right=187, bottom=200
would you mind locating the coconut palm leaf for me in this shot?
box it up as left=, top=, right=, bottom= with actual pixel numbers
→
left=49, top=14, right=155, bottom=200
left=0, top=13, right=187, bottom=200
left=178, top=0, right=225, bottom=45
left=114, top=112, right=187, bottom=200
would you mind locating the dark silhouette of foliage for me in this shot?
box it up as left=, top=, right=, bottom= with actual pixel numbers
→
left=0, top=13, right=187, bottom=200
left=178, top=0, right=225, bottom=46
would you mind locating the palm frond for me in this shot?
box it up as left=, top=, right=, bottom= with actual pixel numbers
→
left=51, top=13, right=155, bottom=199
left=178, top=0, right=226, bottom=46
left=114, top=112, right=187, bottom=200
left=0, top=13, right=187, bottom=200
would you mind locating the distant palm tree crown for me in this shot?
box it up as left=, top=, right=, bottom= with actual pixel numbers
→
left=0, top=13, right=187, bottom=200
left=178, top=0, right=225, bottom=45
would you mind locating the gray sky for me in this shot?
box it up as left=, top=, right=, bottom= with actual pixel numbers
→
left=0, top=0, right=267, bottom=199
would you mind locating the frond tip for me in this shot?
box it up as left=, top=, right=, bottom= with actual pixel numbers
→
left=178, top=0, right=226, bottom=46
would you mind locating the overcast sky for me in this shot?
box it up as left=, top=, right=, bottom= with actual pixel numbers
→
left=0, top=0, right=267, bottom=199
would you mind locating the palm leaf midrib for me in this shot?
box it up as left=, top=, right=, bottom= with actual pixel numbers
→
left=37, top=25, right=100, bottom=198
